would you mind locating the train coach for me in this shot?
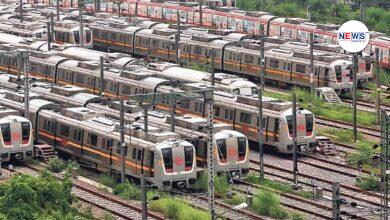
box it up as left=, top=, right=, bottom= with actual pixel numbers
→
left=0, top=91, right=198, bottom=189
left=0, top=105, right=33, bottom=162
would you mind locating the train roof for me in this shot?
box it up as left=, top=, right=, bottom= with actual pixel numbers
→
left=0, top=105, right=19, bottom=117
left=214, top=130, right=246, bottom=140
left=0, top=115, right=30, bottom=123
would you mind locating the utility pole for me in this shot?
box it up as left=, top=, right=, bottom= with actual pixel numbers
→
left=99, top=56, right=104, bottom=98
left=206, top=92, right=215, bottom=220
left=176, top=0, right=180, bottom=65
left=47, top=22, right=51, bottom=51
left=19, top=0, right=23, bottom=23
left=21, top=51, right=30, bottom=119
left=375, top=48, right=381, bottom=124
left=292, top=91, right=299, bottom=189
left=352, top=53, right=358, bottom=142
left=210, top=49, right=215, bottom=86
left=310, top=32, right=314, bottom=94
left=332, top=182, right=341, bottom=220
left=360, top=3, right=364, bottom=23
left=381, top=110, right=389, bottom=220
left=199, top=0, right=203, bottom=28
left=78, top=0, right=84, bottom=48
left=141, top=175, right=147, bottom=220
left=135, top=0, right=138, bottom=17
left=120, top=99, right=126, bottom=183
left=258, top=23, right=265, bottom=181
left=306, top=5, right=311, bottom=22
left=96, top=0, right=101, bottom=12
left=170, top=93, right=175, bottom=132
left=144, top=108, right=148, bottom=133
left=56, top=0, right=60, bottom=21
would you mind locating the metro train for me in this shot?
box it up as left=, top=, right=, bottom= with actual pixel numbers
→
left=55, top=0, right=389, bottom=69
left=0, top=75, right=251, bottom=176
left=0, top=90, right=198, bottom=188
left=0, top=105, right=33, bottom=162
left=0, top=43, right=317, bottom=153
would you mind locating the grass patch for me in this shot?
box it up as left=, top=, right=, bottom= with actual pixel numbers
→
left=252, top=190, right=288, bottom=219
left=149, top=198, right=210, bottom=220
left=290, top=211, right=306, bottom=220
left=356, top=174, right=380, bottom=192
left=215, top=174, right=229, bottom=197
left=263, top=89, right=292, bottom=100
left=223, top=194, right=246, bottom=206
left=98, top=174, right=117, bottom=188
left=47, top=158, right=66, bottom=173
left=113, top=181, right=141, bottom=201
left=245, top=174, right=312, bottom=199
left=193, top=172, right=208, bottom=192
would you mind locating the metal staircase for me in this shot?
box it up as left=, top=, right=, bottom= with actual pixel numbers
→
left=315, top=136, right=337, bottom=156
left=315, top=87, right=342, bottom=103
left=34, top=144, right=57, bottom=163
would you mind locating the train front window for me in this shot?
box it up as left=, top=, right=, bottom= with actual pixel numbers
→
left=162, top=148, right=173, bottom=173
left=73, top=31, right=80, bottom=44
left=335, top=65, right=342, bottom=82
left=22, top=122, right=30, bottom=143
left=0, top=123, right=10, bottom=144
left=184, top=146, right=193, bottom=171
left=217, top=139, right=227, bottom=163
left=251, top=87, right=258, bottom=95
left=286, top=116, right=293, bottom=136
left=305, top=114, right=313, bottom=136
left=86, top=30, right=91, bottom=43
left=238, top=137, right=246, bottom=161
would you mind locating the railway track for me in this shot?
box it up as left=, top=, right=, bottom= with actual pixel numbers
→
left=315, top=116, right=381, bottom=138
left=9, top=164, right=165, bottom=220
left=342, top=98, right=390, bottom=113
left=249, top=159, right=381, bottom=208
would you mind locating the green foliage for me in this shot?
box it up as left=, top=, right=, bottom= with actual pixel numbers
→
left=0, top=170, right=81, bottom=219
left=47, top=158, right=67, bottom=173
left=149, top=198, right=210, bottom=220
left=102, top=212, right=115, bottom=220
left=113, top=180, right=141, bottom=201
left=193, top=172, right=208, bottom=192
left=223, top=194, right=246, bottom=206
left=245, top=174, right=312, bottom=199
left=214, top=174, right=229, bottom=197
left=356, top=174, right=380, bottom=191
left=252, top=190, right=288, bottom=219
left=99, top=174, right=118, bottom=188
left=290, top=211, right=306, bottom=220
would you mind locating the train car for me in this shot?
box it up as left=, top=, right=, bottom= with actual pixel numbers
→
left=52, top=20, right=93, bottom=47
left=0, top=106, right=33, bottom=162
left=0, top=92, right=198, bottom=188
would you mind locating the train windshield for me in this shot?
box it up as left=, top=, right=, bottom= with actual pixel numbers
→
left=216, top=139, right=227, bottom=163
left=238, top=137, right=246, bottom=161
left=86, top=30, right=91, bottom=44
left=162, top=148, right=173, bottom=173
left=305, top=114, right=313, bottom=136
left=73, top=31, right=80, bottom=45
left=335, top=65, right=342, bottom=82
left=22, top=122, right=30, bottom=142
left=286, top=116, right=293, bottom=136
left=184, top=146, right=193, bottom=171
left=0, top=123, right=11, bottom=144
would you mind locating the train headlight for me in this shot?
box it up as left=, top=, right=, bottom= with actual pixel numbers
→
left=15, top=153, right=23, bottom=160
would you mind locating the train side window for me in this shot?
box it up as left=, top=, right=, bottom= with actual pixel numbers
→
left=214, top=106, right=220, bottom=117
left=76, top=74, right=84, bottom=84
left=245, top=55, right=254, bottom=64
left=315, top=67, right=320, bottom=76
left=224, top=109, right=229, bottom=120
left=180, top=101, right=190, bottom=109
left=59, top=124, right=70, bottom=137
left=194, top=46, right=202, bottom=55
left=110, top=32, right=117, bottom=40
left=152, top=39, right=159, bottom=47
left=239, top=112, right=252, bottom=124
left=73, top=31, right=80, bottom=44
left=335, top=65, right=342, bottom=82
left=194, top=102, right=199, bottom=112
left=228, top=52, right=232, bottom=60
left=106, top=139, right=113, bottom=151
left=122, top=85, right=131, bottom=95
left=87, top=133, right=98, bottom=146
left=73, top=130, right=82, bottom=142
left=137, top=149, right=142, bottom=161
left=0, top=123, right=11, bottom=143
left=132, top=148, right=136, bottom=160
left=283, top=62, right=291, bottom=71
left=270, top=59, right=279, bottom=69
left=116, top=142, right=121, bottom=154
left=257, top=117, right=266, bottom=128
left=229, top=110, right=234, bottom=121
left=296, top=64, right=306, bottom=73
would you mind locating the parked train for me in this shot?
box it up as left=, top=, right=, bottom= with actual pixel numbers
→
left=0, top=42, right=317, bottom=153
left=0, top=104, right=33, bottom=162
left=60, top=0, right=390, bottom=69
left=0, top=74, right=251, bottom=176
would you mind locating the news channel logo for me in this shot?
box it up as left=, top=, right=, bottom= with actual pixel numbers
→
left=337, top=20, right=370, bottom=53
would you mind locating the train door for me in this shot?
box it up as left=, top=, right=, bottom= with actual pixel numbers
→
left=147, top=150, right=155, bottom=177
left=282, top=61, right=292, bottom=82
left=135, top=148, right=143, bottom=175
left=102, top=138, right=113, bottom=167
left=267, top=118, right=275, bottom=143
left=274, top=119, right=279, bottom=142
left=324, top=68, right=329, bottom=87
